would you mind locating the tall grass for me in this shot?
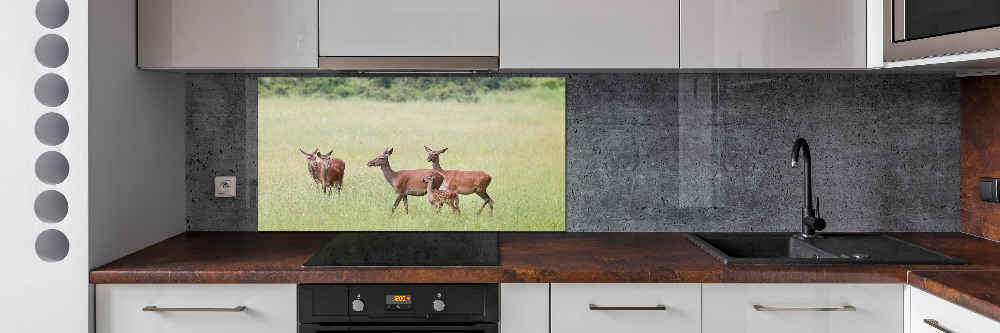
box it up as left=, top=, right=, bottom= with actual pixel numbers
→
left=258, top=87, right=566, bottom=231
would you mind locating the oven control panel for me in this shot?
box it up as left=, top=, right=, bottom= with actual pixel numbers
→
left=299, top=284, right=498, bottom=323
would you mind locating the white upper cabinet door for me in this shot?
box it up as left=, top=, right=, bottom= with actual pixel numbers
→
left=681, top=0, right=869, bottom=68
left=500, top=0, right=680, bottom=69
left=138, top=0, right=318, bottom=69
left=319, top=0, right=500, bottom=57
left=702, top=283, right=903, bottom=333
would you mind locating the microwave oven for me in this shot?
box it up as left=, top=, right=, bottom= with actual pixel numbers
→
left=884, top=0, right=1000, bottom=62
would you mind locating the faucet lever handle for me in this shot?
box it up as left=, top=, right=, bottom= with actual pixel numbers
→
left=815, top=197, right=820, bottom=218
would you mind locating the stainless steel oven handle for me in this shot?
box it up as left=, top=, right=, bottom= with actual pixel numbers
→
left=924, top=319, right=955, bottom=333
left=143, top=305, right=247, bottom=312
left=753, top=305, right=856, bottom=312
left=589, top=304, right=666, bottom=311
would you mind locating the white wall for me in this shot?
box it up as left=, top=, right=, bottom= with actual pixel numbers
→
left=0, top=0, right=185, bottom=331
left=0, top=0, right=90, bottom=331
left=88, top=0, right=186, bottom=270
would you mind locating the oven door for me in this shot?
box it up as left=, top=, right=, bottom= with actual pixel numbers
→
left=885, top=0, right=1000, bottom=61
left=300, top=323, right=498, bottom=333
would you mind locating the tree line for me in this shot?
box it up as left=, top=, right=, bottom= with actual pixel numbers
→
left=258, top=77, right=565, bottom=103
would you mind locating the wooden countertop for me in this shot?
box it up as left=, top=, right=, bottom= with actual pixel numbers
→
left=90, top=231, right=1000, bottom=284
left=908, top=270, right=1000, bottom=323
left=90, top=231, right=1000, bottom=322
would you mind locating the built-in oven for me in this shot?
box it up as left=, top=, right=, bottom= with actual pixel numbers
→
left=299, top=284, right=498, bottom=333
left=884, top=0, right=1000, bottom=61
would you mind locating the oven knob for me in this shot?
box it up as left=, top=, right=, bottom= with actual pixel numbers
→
left=432, top=299, right=446, bottom=312
left=352, top=299, right=365, bottom=312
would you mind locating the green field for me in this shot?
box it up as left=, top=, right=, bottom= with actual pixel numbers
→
left=258, top=86, right=566, bottom=231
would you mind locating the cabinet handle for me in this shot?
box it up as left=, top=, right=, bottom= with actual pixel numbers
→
left=924, top=319, right=955, bottom=333
left=143, top=306, right=247, bottom=312
left=753, top=305, right=856, bottom=312
left=589, top=304, right=667, bottom=311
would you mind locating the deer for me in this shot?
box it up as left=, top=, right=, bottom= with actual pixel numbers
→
left=366, top=148, right=443, bottom=214
left=317, top=150, right=346, bottom=195
left=422, top=172, right=460, bottom=214
left=424, top=146, right=494, bottom=216
left=299, top=148, right=321, bottom=188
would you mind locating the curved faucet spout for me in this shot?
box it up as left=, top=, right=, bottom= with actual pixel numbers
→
left=791, top=138, right=811, bottom=210
left=791, top=138, right=824, bottom=237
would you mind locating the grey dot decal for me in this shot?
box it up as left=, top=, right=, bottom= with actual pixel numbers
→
left=36, top=0, right=69, bottom=29
left=34, top=73, right=69, bottom=107
left=35, top=112, right=69, bottom=146
left=34, top=190, right=68, bottom=223
left=35, top=34, right=69, bottom=68
left=35, top=229, right=69, bottom=262
left=35, top=151, right=69, bottom=185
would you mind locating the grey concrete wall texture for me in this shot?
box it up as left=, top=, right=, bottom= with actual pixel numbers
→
left=187, top=73, right=960, bottom=232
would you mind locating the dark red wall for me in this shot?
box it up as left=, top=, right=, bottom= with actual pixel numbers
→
left=962, top=76, right=1000, bottom=240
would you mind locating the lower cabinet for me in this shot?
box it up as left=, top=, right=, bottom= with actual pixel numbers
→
left=500, top=283, right=549, bottom=333
left=702, top=284, right=903, bottom=333
left=95, top=284, right=297, bottom=333
left=550, top=283, right=702, bottom=333
left=910, top=287, right=1000, bottom=333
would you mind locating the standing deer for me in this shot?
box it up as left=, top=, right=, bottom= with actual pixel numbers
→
left=367, top=148, right=442, bottom=214
left=424, top=146, right=494, bottom=216
left=317, top=150, right=346, bottom=195
left=299, top=148, right=321, bottom=188
left=422, top=172, right=460, bottom=214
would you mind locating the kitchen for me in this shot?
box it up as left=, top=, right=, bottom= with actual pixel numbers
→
left=4, top=0, right=1000, bottom=332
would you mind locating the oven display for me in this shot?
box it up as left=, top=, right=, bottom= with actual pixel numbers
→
left=386, top=295, right=412, bottom=304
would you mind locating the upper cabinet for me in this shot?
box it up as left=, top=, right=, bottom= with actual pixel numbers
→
left=137, top=0, right=884, bottom=70
left=500, top=0, right=680, bottom=69
left=317, top=0, right=499, bottom=70
left=319, top=0, right=498, bottom=57
left=680, top=0, right=877, bottom=69
left=138, top=0, right=318, bottom=69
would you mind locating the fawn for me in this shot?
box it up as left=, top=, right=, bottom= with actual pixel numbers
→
left=424, top=146, right=493, bottom=215
left=422, top=172, right=460, bottom=214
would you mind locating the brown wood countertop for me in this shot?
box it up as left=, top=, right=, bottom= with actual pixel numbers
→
left=90, top=231, right=1000, bottom=285
left=908, top=270, right=1000, bottom=323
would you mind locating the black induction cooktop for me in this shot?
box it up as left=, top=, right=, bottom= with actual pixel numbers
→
left=303, top=232, right=499, bottom=267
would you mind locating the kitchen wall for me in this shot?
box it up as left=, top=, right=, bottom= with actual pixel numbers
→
left=187, top=73, right=960, bottom=232
left=960, top=75, right=1000, bottom=241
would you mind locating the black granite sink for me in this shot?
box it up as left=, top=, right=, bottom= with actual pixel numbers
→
left=686, top=233, right=966, bottom=265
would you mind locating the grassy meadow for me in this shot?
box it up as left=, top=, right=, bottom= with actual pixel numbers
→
left=258, top=83, right=566, bottom=231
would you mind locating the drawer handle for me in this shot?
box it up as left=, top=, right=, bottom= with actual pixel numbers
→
left=143, top=306, right=247, bottom=312
left=753, top=305, right=856, bottom=312
left=924, top=319, right=955, bottom=333
left=589, top=304, right=667, bottom=311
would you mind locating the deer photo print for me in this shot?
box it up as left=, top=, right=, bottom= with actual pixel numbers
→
left=257, top=77, right=566, bottom=231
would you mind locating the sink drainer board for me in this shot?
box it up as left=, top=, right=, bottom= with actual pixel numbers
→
left=685, top=233, right=967, bottom=265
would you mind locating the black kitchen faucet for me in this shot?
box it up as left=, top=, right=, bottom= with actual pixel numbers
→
left=791, top=138, right=826, bottom=238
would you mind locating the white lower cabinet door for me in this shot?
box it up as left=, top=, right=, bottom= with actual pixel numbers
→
left=500, top=283, right=549, bottom=333
left=911, top=287, right=1000, bottom=333
left=96, top=284, right=297, bottom=333
left=702, top=283, right=903, bottom=333
left=550, top=283, right=701, bottom=333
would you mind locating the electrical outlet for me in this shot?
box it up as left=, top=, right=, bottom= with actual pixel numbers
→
left=215, top=176, right=236, bottom=197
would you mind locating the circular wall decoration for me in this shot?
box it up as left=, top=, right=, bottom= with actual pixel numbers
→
left=35, top=34, right=69, bottom=68
left=35, top=229, right=69, bottom=262
left=34, top=190, right=68, bottom=223
left=35, top=151, right=69, bottom=185
left=34, top=73, right=69, bottom=107
left=35, top=112, right=69, bottom=146
left=36, top=0, right=69, bottom=29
